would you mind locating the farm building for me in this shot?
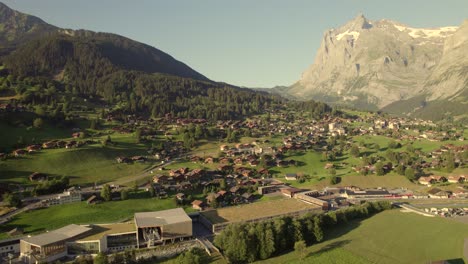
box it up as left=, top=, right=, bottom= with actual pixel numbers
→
left=134, top=208, right=193, bottom=248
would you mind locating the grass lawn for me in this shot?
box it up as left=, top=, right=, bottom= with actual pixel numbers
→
left=0, top=192, right=187, bottom=239
left=256, top=210, right=468, bottom=264
left=0, top=121, right=71, bottom=151
left=0, top=135, right=153, bottom=185
left=271, top=151, right=328, bottom=177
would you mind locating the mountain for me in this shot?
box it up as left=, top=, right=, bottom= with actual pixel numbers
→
left=0, top=3, right=281, bottom=121
left=0, top=2, right=57, bottom=54
left=0, top=2, right=207, bottom=81
left=286, top=15, right=467, bottom=120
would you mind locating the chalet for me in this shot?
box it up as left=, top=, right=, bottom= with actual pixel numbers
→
left=191, top=200, right=205, bottom=210
left=324, top=163, right=334, bottom=169
left=27, top=145, right=41, bottom=153
left=242, top=192, right=254, bottom=203
left=249, top=160, right=259, bottom=167
left=42, top=141, right=56, bottom=149
left=276, top=160, right=289, bottom=167
left=153, top=175, right=170, bottom=185
left=131, top=156, right=146, bottom=162
left=205, top=157, right=215, bottom=164
left=418, top=175, right=446, bottom=185
left=418, top=177, right=435, bottom=185
left=179, top=182, right=192, bottom=190
left=217, top=165, right=232, bottom=172
left=447, top=175, right=465, bottom=184
left=220, top=145, right=229, bottom=151
left=13, top=149, right=27, bottom=157
left=452, top=189, right=468, bottom=198
left=219, top=157, right=231, bottom=164
left=86, top=195, right=100, bottom=204
left=29, top=172, right=48, bottom=182
left=190, top=156, right=202, bottom=163
left=7, top=227, right=24, bottom=237
left=257, top=168, right=269, bottom=176
left=427, top=188, right=450, bottom=199
left=217, top=190, right=227, bottom=197
left=229, top=186, right=241, bottom=195
left=72, top=132, right=81, bottom=138
left=285, top=173, right=297, bottom=181
left=175, top=193, right=185, bottom=201
left=116, top=156, right=130, bottom=163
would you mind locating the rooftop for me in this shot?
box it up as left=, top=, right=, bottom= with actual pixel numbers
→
left=79, top=222, right=136, bottom=241
left=201, top=199, right=319, bottom=224
left=22, top=224, right=91, bottom=247
left=134, top=208, right=191, bottom=228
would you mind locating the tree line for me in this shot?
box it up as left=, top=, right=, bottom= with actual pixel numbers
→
left=214, top=200, right=391, bottom=263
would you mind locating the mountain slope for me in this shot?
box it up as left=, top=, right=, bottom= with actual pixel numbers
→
left=286, top=15, right=467, bottom=117
left=0, top=2, right=207, bottom=81
left=3, top=31, right=208, bottom=81
left=0, top=2, right=57, bottom=54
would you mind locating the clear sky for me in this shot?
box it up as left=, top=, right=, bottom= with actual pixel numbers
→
left=3, top=0, right=467, bottom=87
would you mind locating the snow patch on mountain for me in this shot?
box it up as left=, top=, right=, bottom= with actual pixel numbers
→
left=393, top=24, right=458, bottom=38
left=336, top=30, right=360, bottom=41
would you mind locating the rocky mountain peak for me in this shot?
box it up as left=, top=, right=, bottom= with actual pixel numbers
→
left=287, top=16, right=467, bottom=114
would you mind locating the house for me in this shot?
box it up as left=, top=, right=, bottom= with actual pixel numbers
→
left=131, top=156, right=146, bottom=162
left=7, top=227, right=24, bottom=236
left=242, top=192, right=254, bottom=203
left=418, top=176, right=435, bottom=185
left=153, top=175, right=170, bottom=185
left=175, top=193, right=185, bottom=201
left=116, top=156, right=131, bottom=163
left=42, top=141, right=56, bottom=149
left=229, top=186, right=241, bottom=195
left=86, top=195, right=100, bottom=204
left=29, top=172, right=48, bottom=182
left=27, top=144, right=42, bottom=153
left=13, top=149, right=27, bottom=157
left=285, top=173, right=297, bottom=181
left=427, top=188, right=450, bottom=199
left=447, top=175, right=465, bottom=184
left=191, top=200, right=205, bottom=210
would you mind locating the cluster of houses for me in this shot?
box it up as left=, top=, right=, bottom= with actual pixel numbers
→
left=2, top=139, right=94, bottom=160
left=418, top=175, right=466, bottom=185
left=423, top=207, right=468, bottom=218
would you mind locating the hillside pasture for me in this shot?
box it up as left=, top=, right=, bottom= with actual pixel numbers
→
left=256, top=210, right=468, bottom=264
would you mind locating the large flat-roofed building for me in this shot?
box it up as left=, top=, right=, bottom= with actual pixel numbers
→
left=69, top=222, right=137, bottom=255
left=20, top=224, right=91, bottom=264
left=134, top=208, right=192, bottom=248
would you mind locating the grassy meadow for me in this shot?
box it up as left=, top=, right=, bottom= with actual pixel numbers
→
left=0, top=134, right=154, bottom=185
left=0, top=191, right=188, bottom=239
left=256, top=210, right=468, bottom=264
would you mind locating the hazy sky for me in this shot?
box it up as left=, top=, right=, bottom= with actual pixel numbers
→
left=3, top=0, right=467, bottom=87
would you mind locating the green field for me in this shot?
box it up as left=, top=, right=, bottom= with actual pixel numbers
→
left=0, top=135, right=153, bottom=185
left=256, top=210, right=468, bottom=264
left=0, top=192, right=187, bottom=239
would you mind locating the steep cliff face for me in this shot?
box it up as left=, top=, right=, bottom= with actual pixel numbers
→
left=288, top=15, right=466, bottom=111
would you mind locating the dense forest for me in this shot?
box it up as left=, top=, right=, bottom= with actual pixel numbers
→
left=0, top=33, right=337, bottom=121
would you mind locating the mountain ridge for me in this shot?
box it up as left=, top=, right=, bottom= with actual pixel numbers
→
left=285, top=14, right=467, bottom=120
